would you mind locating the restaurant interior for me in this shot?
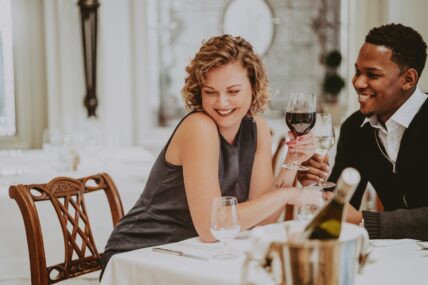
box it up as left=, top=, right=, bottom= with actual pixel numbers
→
left=1, top=0, right=427, bottom=285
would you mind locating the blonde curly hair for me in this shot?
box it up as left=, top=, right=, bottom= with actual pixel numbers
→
left=182, top=34, right=270, bottom=116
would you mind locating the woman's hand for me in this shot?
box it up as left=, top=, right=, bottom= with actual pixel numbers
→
left=284, top=131, right=316, bottom=165
left=281, top=187, right=324, bottom=207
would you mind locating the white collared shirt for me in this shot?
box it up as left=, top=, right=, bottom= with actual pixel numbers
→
left=361, top=87, right=427, bottom=163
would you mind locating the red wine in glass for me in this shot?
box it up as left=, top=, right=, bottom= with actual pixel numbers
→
left=285, top=112, right=317, bottom=136
left=282, top=92, right=316, bottom=171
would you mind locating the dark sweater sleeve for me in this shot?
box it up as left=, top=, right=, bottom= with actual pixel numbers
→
left=363, top=208, right=428, bottom=240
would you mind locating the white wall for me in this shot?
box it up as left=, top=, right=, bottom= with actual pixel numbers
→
left=2, top=0, right=428, bottom=149
left=0, top=0, right=47, bottom=148
left=386, top=0, right=428, bottom=90
left=42, top=0, right=154, bottom=147
left=1, top=0, right=158, bottom=149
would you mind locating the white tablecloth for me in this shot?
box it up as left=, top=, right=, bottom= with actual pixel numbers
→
left=0, top=148, right=155, bottom=284
left=101, top=227, right=428, bottom=285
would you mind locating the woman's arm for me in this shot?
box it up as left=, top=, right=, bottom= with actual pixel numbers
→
left=244, top=116, right=317, bottom=225
left=171, top=113, right=222, bottom=242
left=171, top=113, right=314, bottom=242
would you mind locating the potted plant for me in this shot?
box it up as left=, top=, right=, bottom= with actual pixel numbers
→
left=321, top=50, right=345, bottom=103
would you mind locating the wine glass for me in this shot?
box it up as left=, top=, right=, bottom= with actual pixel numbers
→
left=282, top=92, right=316, bottom=171
left=210, top=196, right=240, bottom=260
left=296, top=185, right=325, bottom=223
left=313, top=113, right=336, bottom=188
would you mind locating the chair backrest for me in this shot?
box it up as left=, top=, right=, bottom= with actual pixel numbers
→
left=9, top=173, right=124, bottom=285
left=271, top=136, right=294, bottom=221
left=376, top=197, right=384, bottom=212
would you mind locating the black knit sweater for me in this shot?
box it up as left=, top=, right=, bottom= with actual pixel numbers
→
left=329, top=96, right=428, bottom=240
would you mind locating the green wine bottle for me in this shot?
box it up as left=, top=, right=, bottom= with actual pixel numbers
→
left=300, top=167, right=361, bottom=240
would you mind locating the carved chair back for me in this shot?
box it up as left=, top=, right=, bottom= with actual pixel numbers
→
left=9, top=173, right=124, bottom=285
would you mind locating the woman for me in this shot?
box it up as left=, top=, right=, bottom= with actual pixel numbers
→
left=100, top=35, right=316, bottom=276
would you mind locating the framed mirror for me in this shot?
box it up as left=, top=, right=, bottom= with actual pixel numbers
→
left=221, top=0, right=276, bottom=56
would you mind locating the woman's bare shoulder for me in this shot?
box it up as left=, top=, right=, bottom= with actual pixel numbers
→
left=179, top=112, right=217, bottom=133
left=167, top=112, right=219, bottom=165
left=252, top=115, right=271, bottom=136
left=173, top=112, right=219, bottom=148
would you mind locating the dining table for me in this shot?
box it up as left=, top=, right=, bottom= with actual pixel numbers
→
left=0, top=147, right=155, bottom=285
left=100, top=222, right=428, bottom=285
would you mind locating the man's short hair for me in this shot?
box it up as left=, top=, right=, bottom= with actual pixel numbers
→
left=366, top=23, right=427, bottom=77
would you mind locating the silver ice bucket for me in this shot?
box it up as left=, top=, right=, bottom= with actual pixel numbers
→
left=242, top=222, right=369, bottom=285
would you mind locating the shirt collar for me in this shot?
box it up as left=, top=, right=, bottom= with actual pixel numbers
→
left=360, top=87, right=427, bottom=129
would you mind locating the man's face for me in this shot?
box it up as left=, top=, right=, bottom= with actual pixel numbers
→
left=352, top=43, right=408, bottom=123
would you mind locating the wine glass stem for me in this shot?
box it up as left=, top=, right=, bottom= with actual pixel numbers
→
left=317, top=154, right=327, bottom=186
left=222, top=240, right=229, bottom=254
left=290, top=150, right=300, bottom=167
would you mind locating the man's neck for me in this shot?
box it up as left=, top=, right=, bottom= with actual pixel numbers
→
left=378, top=88, right=415, bottom=124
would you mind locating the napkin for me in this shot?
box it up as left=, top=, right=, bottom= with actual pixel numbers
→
left=370, top=239, right=417, bottom=247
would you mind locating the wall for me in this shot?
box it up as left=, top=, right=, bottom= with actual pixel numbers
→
left=42, top=0, right=152, bottom=147
left=386, top=0, right=428, bottom=90
left=155, top=0, right=341, bottom=123
left=0, top=0, right=47, bottom=148
left=2, top=0, right=427, bottom=148
left=345, top=0, right=428, bottom=116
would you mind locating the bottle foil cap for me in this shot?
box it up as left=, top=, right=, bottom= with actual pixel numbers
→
left=341, top=167, right=361, bottom=186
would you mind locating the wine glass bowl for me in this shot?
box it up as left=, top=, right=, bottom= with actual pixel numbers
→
left=313, top=113, right=336, bottom=188
left=210, top=196, right=240, bottom=259
left=282, top=92, right=316, bottom=171
left=285, top=112, right=317, bottom=136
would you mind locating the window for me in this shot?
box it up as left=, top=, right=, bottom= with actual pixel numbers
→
left=0, top=0, right=16, bottom=136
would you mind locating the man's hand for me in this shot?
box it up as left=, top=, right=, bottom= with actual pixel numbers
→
left=298, top=154, right=330, bottom=186
left=345, top=203, right=363, bottom=224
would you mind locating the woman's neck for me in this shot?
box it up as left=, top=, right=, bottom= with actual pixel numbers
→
left=219, top=124, right=241, bottom=145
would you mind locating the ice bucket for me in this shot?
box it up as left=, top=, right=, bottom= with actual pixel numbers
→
left=242, top=222, right=369, bottom=285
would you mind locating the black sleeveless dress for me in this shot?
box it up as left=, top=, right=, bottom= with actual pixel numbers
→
left=101, top=113, right=257, bottom=275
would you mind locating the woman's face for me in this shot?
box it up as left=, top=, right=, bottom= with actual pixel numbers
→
left=201, top=61, right=253, bottom=139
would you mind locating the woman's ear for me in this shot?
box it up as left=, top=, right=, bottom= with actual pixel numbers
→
left=402, top=68, right=418, bottom=91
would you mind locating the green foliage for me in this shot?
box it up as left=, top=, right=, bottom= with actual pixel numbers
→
left=323, top=73, right=345, bottom=95
left=322, top=50, right=345, bottom=98
left=324, top=50, right=342, bottom=68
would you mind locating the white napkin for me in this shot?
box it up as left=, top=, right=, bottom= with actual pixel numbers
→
left=370, top=239, right=417, bottom=247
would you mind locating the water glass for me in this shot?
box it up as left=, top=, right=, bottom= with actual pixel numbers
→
left=296, top=186, right=324, bottom=223
left=210, top=196, right=240, bottom=259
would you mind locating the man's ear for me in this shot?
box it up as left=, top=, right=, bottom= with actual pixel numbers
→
left=402, top=68, right=418, bottom=91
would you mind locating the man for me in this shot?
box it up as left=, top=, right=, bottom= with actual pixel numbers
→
left=304, top=23, right=428, bottom=240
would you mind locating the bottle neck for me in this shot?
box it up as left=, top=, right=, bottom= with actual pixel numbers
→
left=334, top=183, right=352, bottom=204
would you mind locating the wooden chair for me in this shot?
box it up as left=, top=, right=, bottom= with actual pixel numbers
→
left=272, top=135, right=294, bottom=221
left=376, top=197, right=385, bottom=212
left=9, top=173, right=124, bottom=285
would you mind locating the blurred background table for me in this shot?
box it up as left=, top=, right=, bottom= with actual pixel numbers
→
left=0, top=147, right=155, bottom=285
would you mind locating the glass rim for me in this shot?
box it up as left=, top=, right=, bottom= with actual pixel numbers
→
left=216, top=196, right=237, bottom=201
